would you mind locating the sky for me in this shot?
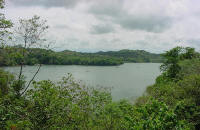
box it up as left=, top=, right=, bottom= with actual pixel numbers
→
left=3, top=0, right=200, bottom=53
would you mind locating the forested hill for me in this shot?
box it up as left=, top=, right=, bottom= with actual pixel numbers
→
left=60, top=49, right=164, bottom=62
left=0, top=47, right=164, bottom=66
left=93, top=49, right=163, bottom=63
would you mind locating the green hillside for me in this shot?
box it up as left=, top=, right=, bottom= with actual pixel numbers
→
left=0, top=47, right=164, bottom=66
left=94, top=49, right=163, bottom=63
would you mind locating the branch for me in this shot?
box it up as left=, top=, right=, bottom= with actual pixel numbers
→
left=20, top=64, right=42, bottom=96
left=18, top=38, right=27, bottom=85
left=18, top=64, right=23, bottom=80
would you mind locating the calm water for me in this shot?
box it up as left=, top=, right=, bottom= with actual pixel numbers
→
left=3, top=63, right=161, bottom=101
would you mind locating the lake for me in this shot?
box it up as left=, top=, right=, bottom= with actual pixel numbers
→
left=3, top=63, right=161, bottom=101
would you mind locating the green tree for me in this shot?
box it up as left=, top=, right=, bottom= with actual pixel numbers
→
left=160, top=46, right=198, bottom=80
left=130, top=100, right=192, bottom=129
left=0, top=0, right=12, bottom=48
left=160, top=47, right=182, bottom=79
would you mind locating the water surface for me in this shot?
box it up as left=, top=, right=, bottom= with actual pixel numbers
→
left=3, top=63, right=161, bottom=101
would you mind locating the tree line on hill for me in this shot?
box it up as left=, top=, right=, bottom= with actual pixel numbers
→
left=0, top=47, right=123, bottom=66
left=95, top=49, right=163, bottom=63
left=0, top=46, right=164, bottom=66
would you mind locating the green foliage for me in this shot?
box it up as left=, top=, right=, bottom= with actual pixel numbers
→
left=0, top=69, right=31, bottom=129
left=96, top=49, right=164, bottom=63
left=0, top=0, right=4, bottom=9
left=0, top=47, right=124, bottom=66
left=160, top=47, right=199, bottom=80
left=0, top=96, right=32, bottom=129
left=0, top=47, right=165, bottom=66
left=177, top=74, right=200, bottom=105
left=174, top=101, right=200, bottom=129
left=0, top=69, right=14, bottom=96
left=132, top=100, right=191, bottom=129
left=177, top=58, right=200, bottom=79
left=160, top=47, right=183, bottom=79
left=25, top=76, right=115, bottom=129
left=0, top=0, right=13, bottom=48
left=136, top=47, right=200, bottom=129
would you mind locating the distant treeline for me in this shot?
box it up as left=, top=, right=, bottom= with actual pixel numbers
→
left=0, top=46, right=163, bottom=66
left=94, top=49, right=163, bottom=63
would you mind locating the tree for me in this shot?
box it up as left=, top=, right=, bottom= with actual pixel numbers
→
left=181, top=47, right=199, bottom=59
left=15, top=15, right=49, bottom=96
left=0, top=0, right=13, bottom=48
left=160, top=47, right=182, bottom=79
left=160, top=46, right=198, bottom=80
left=15, top=15, right=49, bottom=49
left=0, top=0, right=4, bottom=8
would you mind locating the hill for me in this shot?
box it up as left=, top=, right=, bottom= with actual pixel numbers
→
left=0, top=47, right=164, bottom=66
left=94, top=49, right=163, bottom=63
left=59, top=49, right=164, bottom=63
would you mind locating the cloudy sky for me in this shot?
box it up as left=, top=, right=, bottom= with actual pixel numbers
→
left=3, top=0, right=200, bottom=53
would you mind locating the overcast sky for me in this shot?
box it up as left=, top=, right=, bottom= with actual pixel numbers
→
left=3, top=0, right=200, bottom=53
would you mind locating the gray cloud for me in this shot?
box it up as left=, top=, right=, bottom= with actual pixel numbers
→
left=89, top=1, right=172, bottom=33
left=9, top=0, right=173, bottom=33
left=5, top=0, right=200, bottom=53
left=90, top=24, right=115, bottom=34
left=116, top=15, right=172, bottom=33
left=9, top=0, right=81, bottom=8
left=186, top=39, right=200, bottom=49
left=53, top=24, right=69, bottom=29
left=89, top=1, right=123, bottom=17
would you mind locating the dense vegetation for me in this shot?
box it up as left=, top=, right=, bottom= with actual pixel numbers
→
left=0, top=47, right=164, bottom=66
left=95, top=49, right=163, bottom=63
left=136, top=47, right=200, bottom=129
left=0, top=47, right=123, bottom=66
left=1, top=46, right=200, bottom=129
